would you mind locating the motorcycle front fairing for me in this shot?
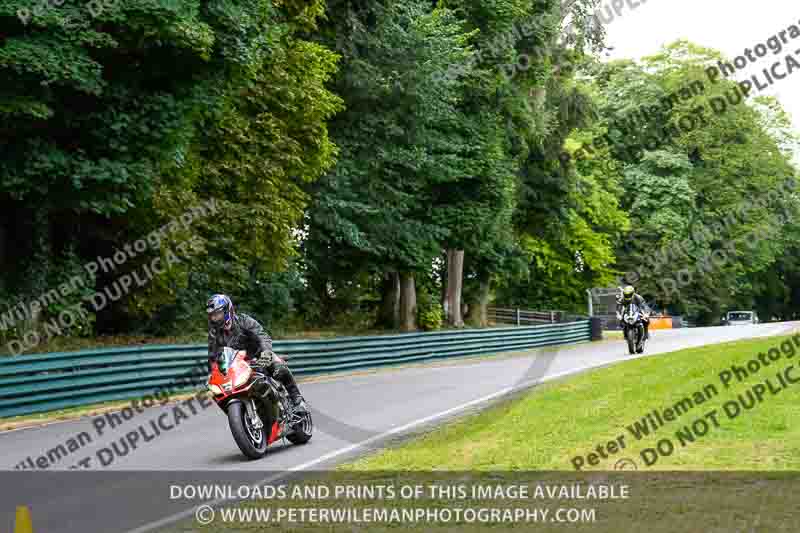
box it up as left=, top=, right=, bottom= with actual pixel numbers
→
left=204, top=347, right=311, bottom=459
left=207, top=347, right=257, bottom=408
left=624, top=304, right=644, bottom=340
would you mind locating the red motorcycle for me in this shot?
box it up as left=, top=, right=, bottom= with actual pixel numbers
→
left=207, top=347, right=313, bottom=459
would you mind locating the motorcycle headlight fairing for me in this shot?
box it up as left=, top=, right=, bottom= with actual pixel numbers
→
left=233, top=368, right=253, bottom=388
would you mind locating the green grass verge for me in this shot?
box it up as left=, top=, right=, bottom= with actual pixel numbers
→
left=342, top=333, right=800, bottom=471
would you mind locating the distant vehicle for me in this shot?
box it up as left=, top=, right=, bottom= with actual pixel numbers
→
left=724, top=311, right=758, bottom=326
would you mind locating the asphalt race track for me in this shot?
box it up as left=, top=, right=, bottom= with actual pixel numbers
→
left=1, top=322, right=797, bottom=532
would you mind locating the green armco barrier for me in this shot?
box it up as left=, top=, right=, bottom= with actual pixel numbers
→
left=0, top=321, right=591, bottom=418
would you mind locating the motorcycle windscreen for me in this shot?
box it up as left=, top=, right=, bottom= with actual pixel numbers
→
left=218, top=347, right=238, bottom=374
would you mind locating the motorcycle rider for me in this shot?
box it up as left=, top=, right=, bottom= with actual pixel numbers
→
left=616, top=285, right=651, bottom=340
left=206, top=294, right=307, bottom=414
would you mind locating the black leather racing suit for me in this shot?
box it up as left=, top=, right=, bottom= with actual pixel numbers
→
left=616, top=293, right=651, bottom=339
left=207, top=313, right=304, bottom=404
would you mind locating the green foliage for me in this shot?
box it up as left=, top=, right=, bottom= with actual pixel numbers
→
left=418, top=304, right=444, bottom=332
left=0, top=0, right=341, bottom=339
left=504, top=71, right=628, bottom=310
left=417, top=290, right=444, bottom=331
left=584, top=42, right=798, bottom=321
left=39, top=249, right=97, bottom=338
left=1, top=1, right=798, bottom=341
left=306, top=0, right=478, bottom=293
left=236, top=267, right=306, bottom=330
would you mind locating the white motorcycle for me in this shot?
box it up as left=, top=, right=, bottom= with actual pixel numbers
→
left=618, top=303, right=648, bottom=355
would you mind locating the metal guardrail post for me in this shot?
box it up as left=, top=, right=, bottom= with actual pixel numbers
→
left=590, top=317, right=603, bottom=341
left=516, top=308, right=520, bottom=326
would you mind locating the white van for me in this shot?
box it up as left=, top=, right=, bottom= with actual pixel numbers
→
left=725, top=311, right=758, bottom=326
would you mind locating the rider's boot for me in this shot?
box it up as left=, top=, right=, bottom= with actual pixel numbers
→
left=286, top=383, right=308, bottom=415
left=274, top=365, right=307, bottom=414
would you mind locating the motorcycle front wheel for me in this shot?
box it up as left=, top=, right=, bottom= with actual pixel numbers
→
left=228, top=401, right=268, bottom=459
left=625, top=327, right=636, bottom=355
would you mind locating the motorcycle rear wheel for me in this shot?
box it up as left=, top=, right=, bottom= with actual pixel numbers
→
left=287, top=411, right=313, bottom=445
left=228, top=401, right=268, bottom=459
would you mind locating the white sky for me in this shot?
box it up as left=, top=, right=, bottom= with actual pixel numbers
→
left=601, top=0, right=800, bottom=146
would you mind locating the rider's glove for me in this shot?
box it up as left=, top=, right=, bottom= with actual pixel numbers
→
left=255, top=350, right=274, bottom=368
left=616, top=312, right=622, bottom=321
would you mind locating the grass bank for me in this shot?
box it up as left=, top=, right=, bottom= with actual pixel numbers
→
left=343, top=333, right=800, bottom=471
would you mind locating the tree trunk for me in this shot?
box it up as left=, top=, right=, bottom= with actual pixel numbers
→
left=398, top=272, right=417, bottom=332
left=440, top=251, right=448, bottom=308
left=467, top=274, right=491, bottom=327
left=444, top=249, right=465, bottom=327
left=377, top=271, right=400, bottom=328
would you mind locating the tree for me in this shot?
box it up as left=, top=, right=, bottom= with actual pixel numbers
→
left=0, top=0, right=342, bottom=339
left=587, top=42, right=797, bottom=322
left=306, top=1, right=476, bottom=330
